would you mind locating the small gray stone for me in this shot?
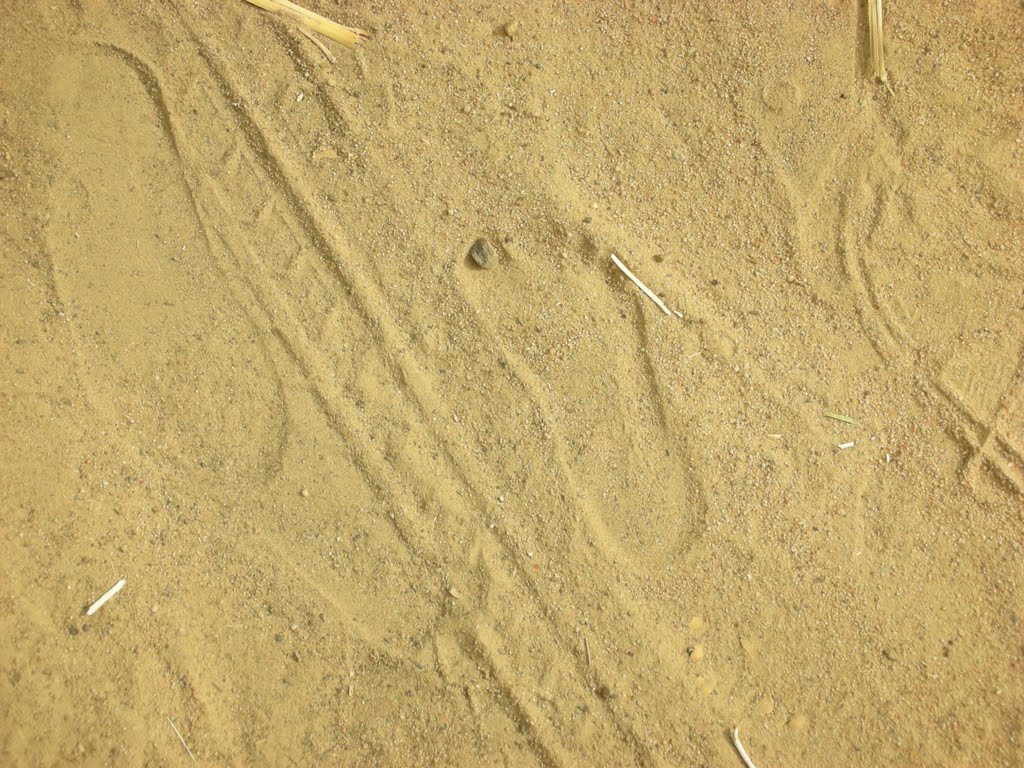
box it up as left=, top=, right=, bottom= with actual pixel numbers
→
left=469, top=238, right=494, bottom=270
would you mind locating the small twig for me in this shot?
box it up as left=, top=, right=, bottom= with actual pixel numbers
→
left=86, top=578, right=125, bottom=616
left=610, top=254, right=671, bottom=316
left=299, top=27, right=337, bottom=63
left=837, top=441, right=855, bottom=450
left=167, top=718, right=198, bottom=765
left=824, top=412, right=855, bottom=425
left=584, top=635, right=592, bottom=666
left=731, top=727, right=758, bottom=768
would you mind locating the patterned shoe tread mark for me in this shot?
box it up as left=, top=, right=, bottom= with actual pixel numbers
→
left=99, top=34, right=774, bottom=768
left=174, top=7, right=712, bottom=757
left=78, top=41, right=548, bottom=761
left=936, top=344, right=1024, bottom=497
left=111, top=25, right=657, bottom=761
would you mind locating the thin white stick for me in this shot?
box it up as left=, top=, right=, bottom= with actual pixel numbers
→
left=167, top=717, right=198, bottom=764
left=610, top=254, right=672, bottom=315
left=299, top=27, right=337, bottom=63
left=838, top=441, right=855, bottom=450
left=731, top=727, right=758, bottom=768
left=86, top=578, right=125, bottom=616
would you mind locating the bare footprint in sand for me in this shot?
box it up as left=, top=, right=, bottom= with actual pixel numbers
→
left=43, top=48, right=286, bottom=484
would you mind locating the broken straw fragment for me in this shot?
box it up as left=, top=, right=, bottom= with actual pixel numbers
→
left=242, top=0, right=369, bottom=48
left=299, top=27, right=338, bottom=63
left=868, top=0, right=895, bottom=95
left=86, top=578, right=126, bottom=616
left=610, top=254, right=672, bottom=315
left=167, top=717, right=198, bottom=764
left=731, top=727, right=758, bottom=768
left=824, top=412, right=855, bottom=425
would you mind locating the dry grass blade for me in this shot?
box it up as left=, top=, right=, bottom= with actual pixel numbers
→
left=86, top=578, right=126, bottom=616
left=610, top=254, right=672, bottom=316
left=300, top=27, right=337, bottom=63
left=867, top=0, right=894, bottom=95
left=731, top=727, right=758, bottom=768
left=242, top=0, right=369, bottom=48
left=167, top=718, right=198, bottom=765
left=824, top=412, right=856, bottom=425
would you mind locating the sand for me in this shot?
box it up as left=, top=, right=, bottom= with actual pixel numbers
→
left=1, top=1, right=1022, bottom=765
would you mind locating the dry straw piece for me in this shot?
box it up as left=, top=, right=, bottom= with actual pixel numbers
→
left=300, top=27, right=337, bottom=63
left=731, top=727, right=758, bottom=768
left=167, top=718, right=198, bottom=765
left=242, top=0, right=369, bottom=48
left=610, top=254, right=672, bottom=316
left=867, top=0, right=894, bottom=95
left=824, top=412, right=856, bottom=425
left=86, top=578, right=126, bottom=616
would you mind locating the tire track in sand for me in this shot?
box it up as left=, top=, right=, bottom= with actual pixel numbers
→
left=124, top=13, right=674, bottom=762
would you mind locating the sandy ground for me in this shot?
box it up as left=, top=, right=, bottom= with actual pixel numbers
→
left=1, top=1, right=1022, bottom=765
